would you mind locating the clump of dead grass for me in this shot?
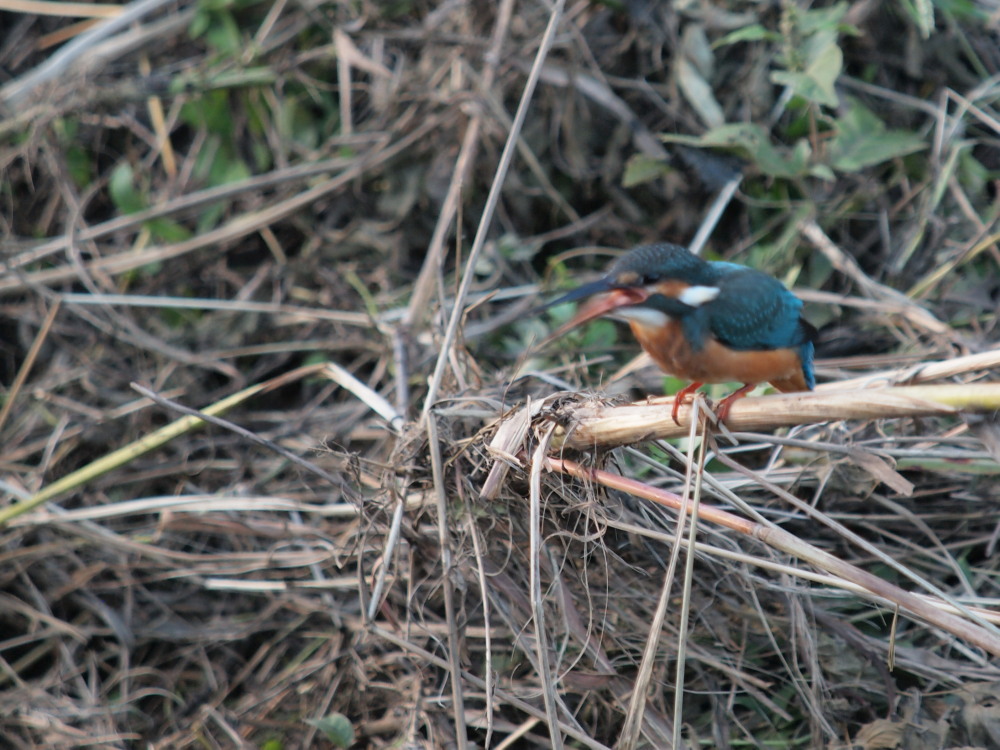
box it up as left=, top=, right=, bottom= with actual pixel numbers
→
left=1, top=1, right=1000, bottom=749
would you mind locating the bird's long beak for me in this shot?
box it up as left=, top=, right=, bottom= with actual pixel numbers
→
left=541, top=282, right=650, bottom=343
left=540, top=278, right=617, bottom=310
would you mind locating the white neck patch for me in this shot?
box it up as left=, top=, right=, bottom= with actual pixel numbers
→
left=677, top=285, right=720, bottom=307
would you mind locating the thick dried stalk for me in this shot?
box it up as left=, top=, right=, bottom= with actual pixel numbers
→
left=551, top=384, right=1000, bottom=449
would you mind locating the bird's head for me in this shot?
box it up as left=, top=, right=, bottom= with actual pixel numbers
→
left=543, top=244, right=719, bottom=339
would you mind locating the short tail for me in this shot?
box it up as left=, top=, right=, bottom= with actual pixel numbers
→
left=769, top=340, right=815, bottom=392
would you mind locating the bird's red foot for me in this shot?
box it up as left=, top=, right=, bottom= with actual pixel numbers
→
left=670, top=381, right=704, bottom=425
left=715, top=383, right=756, bottom=422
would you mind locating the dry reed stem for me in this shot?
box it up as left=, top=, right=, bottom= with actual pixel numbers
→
left=619, top=401, right=706, bottom=750
left=818, top=347, right=1000, bottom=389
left=801, top=219, right=949, bottom=335
left=0, top=0, right=121, bottom=17
left=427, top=415, right=468, bottom=749
left=529, top=422, right=565, bottom=750
left=709, top=447, right=999, bottom=642
left=552, top=384, right=1000, bottom=449
left=0, top=300, right=60, bottom=434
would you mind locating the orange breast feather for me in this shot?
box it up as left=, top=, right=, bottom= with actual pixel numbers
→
left=629, top=319, right=808, bottom=391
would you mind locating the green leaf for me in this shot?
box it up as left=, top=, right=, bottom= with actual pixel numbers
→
left=798, top=1, right=850, bottom=34
left=756, top=137, right=812, bottom=179
left=934, top=0, right=989, bottom=22
left=198, top=0, right=236, bottom=12
left=146, top=217, right=192, bottom=243
left=302, top=352, right=330, bottom=367
left=109, top=163, right=146, bottom=214
left=808, top=163, right=836, bottom=181
left=187, top=0, right=256, bottom=53
left=108, top=163, right=132, bottom=204
left=714, top=24, right=779, bottom=47
left=306, top=714, right=355, bottom=748
left=770, top=39, right=842, bottom=108
left=197, top=202, right=227, bottom=233
left=899, top=0, right=935, bottom=38
left=662, top=376, right=689, bottom=396
left=279, top=97, right=322, bottom=150
left=675, top=57, right=724, bottom=128
left=622, top=154, right=672, bottom=187
left=664, top=124, right=810, bottom=179
left=828, top=98, right=926, bottom=172
left=581, top=319, right=618, bottom=351
left=180, top=90, right=231, bottom=133
left=663, top=122, right=761, bottom=150
left=66, top=145, right=91, bottom=189
left=189, top=9, right=210, bottom=38
left=830, top=131, right=925, bottom=172
left=957, top=148, right=989, bottom=197
left=217, top=156, right=251, bottom=186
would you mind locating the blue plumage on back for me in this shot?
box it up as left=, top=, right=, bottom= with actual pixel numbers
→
left=696, top=266, right=816, bottom=388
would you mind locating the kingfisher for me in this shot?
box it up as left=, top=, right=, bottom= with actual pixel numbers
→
left=544, top=243, right=817, bottom=423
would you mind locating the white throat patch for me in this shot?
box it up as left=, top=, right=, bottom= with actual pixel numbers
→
left=608, top=307, right=670, bottom=327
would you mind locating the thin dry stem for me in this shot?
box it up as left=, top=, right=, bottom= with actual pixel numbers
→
left=529, top=421, right=565, bottom=750
left=427, top=415, right=468, bottom=749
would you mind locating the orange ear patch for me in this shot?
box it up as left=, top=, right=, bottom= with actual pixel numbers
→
left=649, top=280, right=691, bottom=299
